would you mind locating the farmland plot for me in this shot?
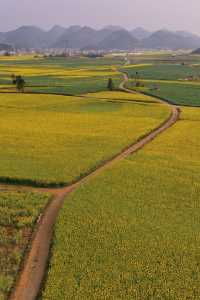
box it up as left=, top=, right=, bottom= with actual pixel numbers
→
left=123, top=63, right=200, bottom=81
left=126, top=79, right=200, bottom=106
left=42, top=107, right=200, bottom=299
left=0, top=92, right=170, bottom=186
left=0, top=56, right=122, bottom=95
left=143, top=82, right=200, bottom=107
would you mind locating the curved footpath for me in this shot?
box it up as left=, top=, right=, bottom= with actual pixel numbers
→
left=6, top=78, right=180, bottom=300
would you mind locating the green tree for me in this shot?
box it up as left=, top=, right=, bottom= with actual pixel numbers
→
left=16, top=76, right=25, bottom=92
left=107, top=78, right=114, bottom=91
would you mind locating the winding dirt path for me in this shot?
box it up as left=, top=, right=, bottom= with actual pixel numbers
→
left=8, top=78, right=180, bottom=300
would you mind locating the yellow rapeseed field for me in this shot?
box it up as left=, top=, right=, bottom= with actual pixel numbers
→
left=0, top=91, right=170, bottom=186
left=42, top=107, right=200, bottom=299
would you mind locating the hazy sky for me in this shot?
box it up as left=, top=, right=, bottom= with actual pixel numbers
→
left=1, top=0, right=200, bottom=34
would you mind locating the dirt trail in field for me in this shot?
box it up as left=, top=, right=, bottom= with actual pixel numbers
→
left=8, top=76, right=180, bottom=300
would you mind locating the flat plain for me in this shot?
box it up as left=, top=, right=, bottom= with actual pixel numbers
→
left=0, top=52, right=200, bottom=299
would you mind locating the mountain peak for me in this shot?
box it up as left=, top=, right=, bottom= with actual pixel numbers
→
left=96, top=29, right=138, bottom=50
left=16, top=25, right=44, bottom=32
left=131, top=27, right=151, bottom=39
left=49, top=25, right=66, bottom=32
left=141, top=29, right=200, bottom=50
left=103, top=25, right=124, bottom=32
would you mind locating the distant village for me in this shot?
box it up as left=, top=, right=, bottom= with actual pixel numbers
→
left=0, top=44, right=135, bottom=58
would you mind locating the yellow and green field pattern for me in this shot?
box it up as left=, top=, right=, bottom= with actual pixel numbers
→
left=0, top=91, right=170, bottom=186
left=42, top=108, right=200, bottom=299
left=0, top=56, right=124, bottom=95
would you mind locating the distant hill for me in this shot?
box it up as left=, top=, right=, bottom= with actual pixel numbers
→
left=53, top=25, right=82, bottom=48
left=55, top=26, right=97, bottom=48
left=176, top=30, right=200, bottom=40
left=45, top=25, right=66, bottom=47
left=103, top=25, right=124, bottom=32
left=0, top=43, right=13, bottom=51
left=96, top=29, right=138, bottom=50
left=81, top=28, right=119, bottom=50
left=191, top=48, right=200, bottom=54
left=130, top=27, right=151, bottom=40
left=4, top=26, right=47, bottom=49
left=1, top=25, right=200, bottom=50
left=55, top=27, right=138, bottom=50
left=140, top=30, right=200, bottom=50
left=0, top=33, right=5, bottom=43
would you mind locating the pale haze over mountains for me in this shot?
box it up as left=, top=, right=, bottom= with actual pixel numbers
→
left=1, top=0, right=200, bottom=35
left=1, top=25, right=200, bottom=50
left=1, top=0, right=200, bottom=51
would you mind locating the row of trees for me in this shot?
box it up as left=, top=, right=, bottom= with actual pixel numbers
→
left=10, top=74, right=113, bottom=93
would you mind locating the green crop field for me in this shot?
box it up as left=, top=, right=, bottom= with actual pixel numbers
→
left=0, top=91, right=170, bottom=186
left=123, top=62, right=200, bottom=81
left=41, top=107, right=200, bottom=300
left=121, top=59, right=200, bottom=106
left=0, top=77, right=121, bottom=95
left=0, top=190, right=50, bottom=300
left=126, top=79, right=200, bottom=106
left=147, top=82, right=200, bottom=106
left=0, top=55, right=123, bottom=94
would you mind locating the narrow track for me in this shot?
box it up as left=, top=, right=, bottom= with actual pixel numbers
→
left=8, top=78, right=180, bottom=300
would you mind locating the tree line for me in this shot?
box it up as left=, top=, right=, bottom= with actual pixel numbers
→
left=10, top=75, right=114, bottom=93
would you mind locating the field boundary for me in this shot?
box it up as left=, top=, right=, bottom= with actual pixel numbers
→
left=6, top=79, right=180, bottom=300
left=0, top=90, right=158, bottom=106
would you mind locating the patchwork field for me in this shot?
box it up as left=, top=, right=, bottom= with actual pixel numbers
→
left=0, top=56, right=123, bottom=94
left=0, top=92, right=170, bottom=186
left=0, top=190, right=50, bottom=300
left=123, top=62, right=200, bottom=106
left=2, top=54, right=200, bottom=105
left=1, top=53, right=200, bottom=300
left=41, top=107, right=200, bottom=300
